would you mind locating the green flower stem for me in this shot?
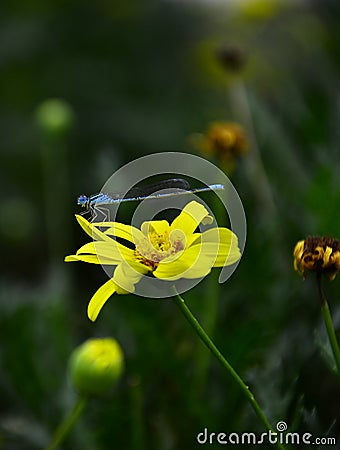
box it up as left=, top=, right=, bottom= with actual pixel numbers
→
left=129, top=376, right=145, bottom=450
left=190, top=192, right=225, bottom=400
left=190, top=271, right=220, bottom=401
left=173, top=289, right=286, bottom=450
left=228, top=79, right=277, bottom=222
left=45, top=396, right=87, bottom=450
left=317, top=276, right=340, bottom=375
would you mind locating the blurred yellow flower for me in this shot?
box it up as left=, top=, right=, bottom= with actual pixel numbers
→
left=65, top=201, right=241, bottom=321
left=238, top=0, right=285, bottom=21
left=192, top=121, right=248, bottom=173
left=293, top=236, right=340, bottom=281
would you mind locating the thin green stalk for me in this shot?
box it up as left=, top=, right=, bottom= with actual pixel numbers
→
left=228, top=78, right=277, bottom=223
left=129, top=376, right=145, bottom=450
left=41, top=140, right=71, bottom=274
left=173, top=288, right=286, bottom=450
left=189, top=271, right=219, bottom=401
left=317, top=275, right=340, bottom=375
left=190, top=191, right=225, bottom=400
left=45, top=396, right=87, bottom=450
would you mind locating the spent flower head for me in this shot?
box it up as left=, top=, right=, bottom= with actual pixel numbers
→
left=216, top=45, right=246, bottom=73
left=65, top=200, right=241, bottom=321
left=293, top=236, right=340, bottom=281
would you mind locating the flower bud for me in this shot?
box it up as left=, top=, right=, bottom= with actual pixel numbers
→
left=68, top=338, right=124, bottom=397
left=35, top=98, right=74, bottom=139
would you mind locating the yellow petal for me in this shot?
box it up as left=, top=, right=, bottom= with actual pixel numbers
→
left=178, top=260, right=212, bottom=279
left=186, top=233, right=201, bottom=247
left=200, top=227, right=236, bottom=243
left=75, top=215, right=113, bottom=243
left=64, top=254, right=114, bottom=264
left=185, top=227, right=238, bottom=248
left=141, top=220, right=170, bottom=236
left=154, top=258, right=212, bottom=280
left=196, top=228, right=241, bottom=266
left=75, top=214, right=92, bottom=237
left=75, top=241, right=134, bottom=263
left=170, top=245, right=213, bottom=276
left=170, top=201, right=213, bottom=236
left=184, top=241, right=240, bottom=267
left=200, top=243, right=241, bottom=266
left=154, top=235, right=240, bottom=280
left=87, top=278, right=119, bottom=321
left=153, top=258, right=191, bottom=280
left=113, top=263, right=145, bottom=292
left=98, top=222, right=144, bottom=243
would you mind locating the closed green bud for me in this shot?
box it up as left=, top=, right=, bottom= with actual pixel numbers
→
left=35, top=98, right=74, bottom=139
left=68, top=338, right=124, bottom=397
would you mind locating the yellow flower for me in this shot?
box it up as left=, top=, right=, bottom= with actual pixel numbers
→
left=65, top=201, right=241, bottom=321
left=203, top=122, right=248, bottom=158
left=191, top=122, right=248, bottom=174
left=293, top=236, right=340, bottom=281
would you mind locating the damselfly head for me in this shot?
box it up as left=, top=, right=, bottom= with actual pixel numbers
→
left=77, top=195, right=89, bottom=207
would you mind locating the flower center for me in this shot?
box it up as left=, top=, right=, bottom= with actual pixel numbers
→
left=134, top=229, right=186, bottom=271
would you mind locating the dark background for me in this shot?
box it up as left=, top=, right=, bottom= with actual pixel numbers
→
left=1, top=0, right=340, bottom=448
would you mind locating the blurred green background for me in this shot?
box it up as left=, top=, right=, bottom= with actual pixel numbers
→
left=1, top=0, right=340, bottom=448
